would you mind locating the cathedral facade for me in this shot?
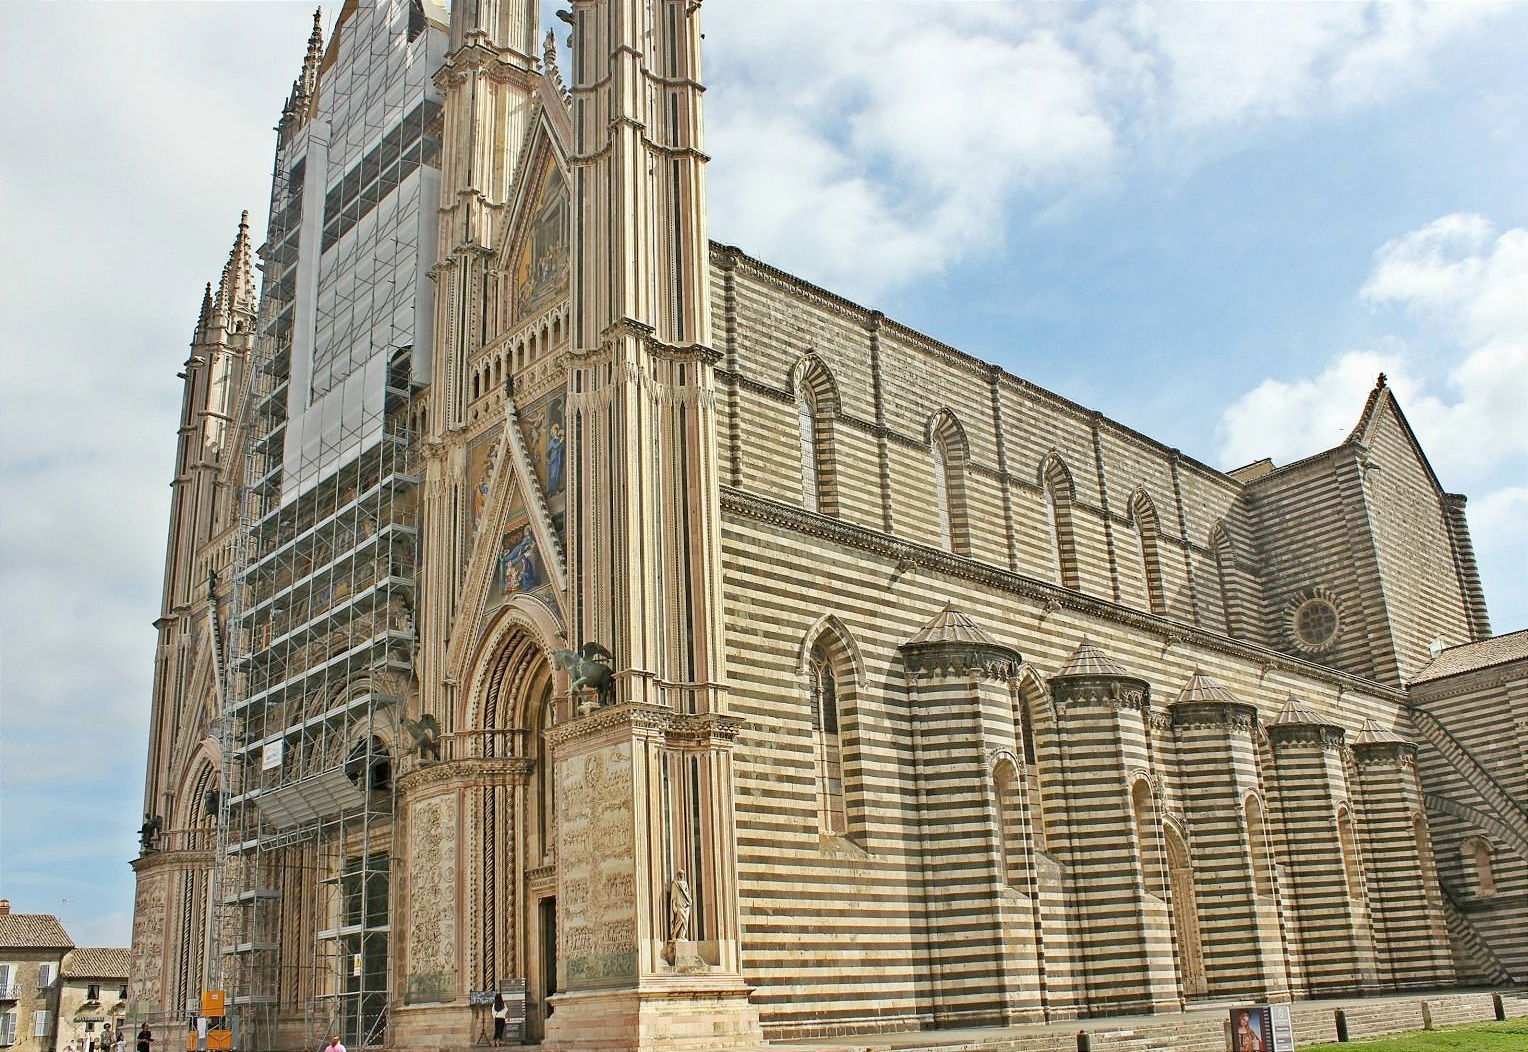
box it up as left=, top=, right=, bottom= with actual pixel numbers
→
left=129, top=2, right=1526, bottom=1050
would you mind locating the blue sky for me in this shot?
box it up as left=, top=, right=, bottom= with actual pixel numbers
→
left=0, top=1, right=1523, bottom=947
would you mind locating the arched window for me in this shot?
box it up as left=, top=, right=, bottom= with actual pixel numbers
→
left=932, top=441, right=952, bottom=549
left=1132, top=779, right=1166, bottom=898
left=1465, top=837, right=1496, bottom=895
left=1016, top=677, right=1052, bottom=855
left=1043, top=456, right=1080, bottom=590
left=1337, top=805, right=1363, bottom=900
left=1210, top=522, right=1239, bottom=636
left=1131, top=490, right=1166, bottom=615
left=798, top=393, right=819, bottom=513
left=929, top=412, right=970, bottom=554
left=993, top=759, right=1031, bottom=890
left=1164, top=822, right=1206, bottom=995
left=1245, top=794, right=1273, bottom=898
left=809, top=646, right=847, bottom=836
left=795, top=358, right=840, bottom=516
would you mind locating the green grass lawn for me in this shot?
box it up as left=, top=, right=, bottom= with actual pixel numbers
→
left=1302, top=1018, right=1528, bottom=1051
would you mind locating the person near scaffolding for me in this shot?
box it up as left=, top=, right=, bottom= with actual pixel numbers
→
left=321, top=1035, right=345, bottom=1052
left=134, top=1025, right=152, bottom=1052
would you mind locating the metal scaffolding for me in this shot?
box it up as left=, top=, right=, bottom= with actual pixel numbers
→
left=206, top=4, right=443, bottom=1049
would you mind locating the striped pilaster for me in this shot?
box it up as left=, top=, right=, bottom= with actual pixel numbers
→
left=1051, top=646, right=1180, bottom=1015
left=1171, top=695, right=1289, bottom=1000
left=1353, top=727, right=1456, bottom=990
left=902, top=611, right=1036, bottom=1026
left=1266, top=708, right=1379, bottom=995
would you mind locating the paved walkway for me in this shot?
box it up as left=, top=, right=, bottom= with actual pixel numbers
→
left=775, top=987, right=1528, bottom=1052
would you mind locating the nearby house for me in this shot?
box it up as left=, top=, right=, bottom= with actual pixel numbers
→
left=57, top=950, right=130, bottom=1052
left=0, top=901, right=72, bottom=1052
left=0, top=903, right=128, bottom=1052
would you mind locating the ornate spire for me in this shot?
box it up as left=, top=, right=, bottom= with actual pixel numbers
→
left=300, top=8, right=324, bottom=100
left=543, top=29, right=569, bottom=104
left=281, top=9, right=324, bottom=134
left=213, top=212, right=257, bottom=321
left=193, top=282, right=215, bottom=344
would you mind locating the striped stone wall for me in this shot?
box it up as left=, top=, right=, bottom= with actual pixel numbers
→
left=1410, top=658, right=1528, bottom=981
left=718, top=495, right=1455, bottom=1038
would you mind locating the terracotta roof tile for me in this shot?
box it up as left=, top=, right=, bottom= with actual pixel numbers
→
left=1408, top=629, right=1528, bottom=684
left=0, top=913, right=74, bottom=949
left=61, top=947, right=131, bottom=979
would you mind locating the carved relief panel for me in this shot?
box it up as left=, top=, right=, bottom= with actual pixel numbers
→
left=556, top=744, right=636, bottom=985
left=403, top=793, right=459, bottom=1004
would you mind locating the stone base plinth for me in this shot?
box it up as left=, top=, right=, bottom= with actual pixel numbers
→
left=389, top=1002, right=477, bottom=1049
left=542, top=981, right=764, bottom=1051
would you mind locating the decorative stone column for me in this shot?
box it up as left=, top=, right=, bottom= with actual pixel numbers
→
left=393, top=754, right=533, bottom=1049
left=1351, top=720, right=1455, bottom=989
left=542, top=703, right=762, bottom=1051
left=1049, top=642, right=1180, bottom=1015
left=1265, top=697, right=1378, bottom=995
left=900, top=606, right=1038, bottom=1027
left=1169, top=673, right=1289, bottom=1001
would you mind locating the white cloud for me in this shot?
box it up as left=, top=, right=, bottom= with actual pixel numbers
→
left=701, top=1, right=1509, bottom=299
left=1217, top=214, right=1528, bottom=482
left=1216, top=214, right=1528, bottom=632
left=1216, top=349, right=1414, bottom=470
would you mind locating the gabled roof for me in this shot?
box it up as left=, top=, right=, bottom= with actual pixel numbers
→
left=903, top=603, right=999, bottom=647
left=1273, top=695, right=1333, bottom=726
left=1173, top=670, right=1241, bottom=706
left=0, top=912, right=74, bottom=950
left=1409, top=629, right=1528, bottom=685
left=1053, top=640, right=1133, bottom=679
left=1342, top=374, right=1446, bottom=495
left=61, top=947, right=131, bottom=980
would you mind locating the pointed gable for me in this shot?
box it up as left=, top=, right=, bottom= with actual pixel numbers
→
left=491, top=85, right=573, bottom=341
left=1344, top=373, right=1447, bottom=496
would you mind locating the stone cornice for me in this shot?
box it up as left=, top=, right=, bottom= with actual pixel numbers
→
left=1170, top=699, right=1260, bottom=733
left=901, top=640, right=1022, bottom=681
left=1353, top=741, right=1419, bottom=768
left=1052, top=677, right=1150, bottom=712
left=396, top=756, right=533, bottom=796
left=130, top=850, right=214, bottom=875
left=546, top=702, right=745, bottom=750
left=1267, top=723, right=1347, bottom=752
left=720, top=487, right=1405, bottom=701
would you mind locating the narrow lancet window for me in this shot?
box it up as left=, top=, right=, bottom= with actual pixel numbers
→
left=810, top=647, right=846, bottom=835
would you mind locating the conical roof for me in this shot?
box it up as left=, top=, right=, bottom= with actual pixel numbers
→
left=1053, top=639, right=1133, bottom=679
left=904, top=603, right=999, bottom=647
left=1354, top=718, right=1411, bottom=745
left=1273, top=695, right=1332, bottom=726
left=1173, top=670, right=1241, bottom=706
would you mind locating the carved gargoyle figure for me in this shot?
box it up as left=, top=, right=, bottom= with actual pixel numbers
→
left=551, top=641, right=615, bottom=712
left=400, top=712, right=442, bottom=763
